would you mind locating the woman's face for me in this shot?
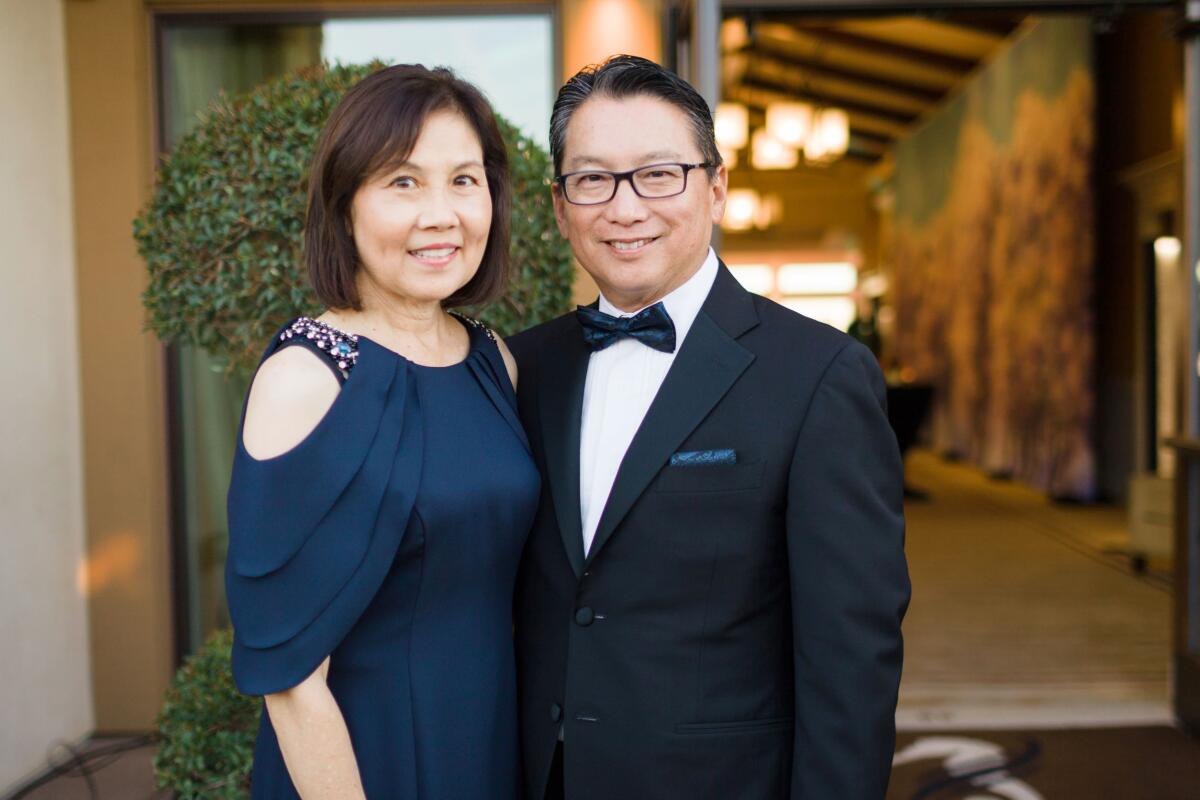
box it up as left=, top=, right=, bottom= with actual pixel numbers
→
left=350, top=109, right=492, bottom=307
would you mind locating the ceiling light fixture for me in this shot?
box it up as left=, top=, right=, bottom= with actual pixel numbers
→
left=715, top=102, right=749, bottom=151
left=750, top=128, right=798, bottom=170
left=766, top=101, right=814, bottom=149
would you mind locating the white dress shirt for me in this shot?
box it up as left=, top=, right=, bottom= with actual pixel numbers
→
left=578, top=248, right=719, bottom=555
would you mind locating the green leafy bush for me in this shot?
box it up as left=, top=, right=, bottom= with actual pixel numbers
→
left=135, top=61, right=573, bottom=373
left=154, top=628, right=258, bottom=799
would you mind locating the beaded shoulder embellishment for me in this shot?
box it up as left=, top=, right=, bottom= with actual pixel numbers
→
left=280, top=317, right=361, bottom=374
left=449, top=311, right=497, bottom=342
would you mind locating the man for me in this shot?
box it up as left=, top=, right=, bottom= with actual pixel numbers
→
left=509, top=55, right=910, bottom=800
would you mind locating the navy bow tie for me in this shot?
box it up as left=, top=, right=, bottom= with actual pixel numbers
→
left=576, top=302, right=677, bottom=353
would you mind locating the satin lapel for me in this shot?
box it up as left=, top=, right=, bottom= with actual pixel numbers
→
left=586, top=305, right=755, bottom=566
left=539, top=323, right=591, bottom=577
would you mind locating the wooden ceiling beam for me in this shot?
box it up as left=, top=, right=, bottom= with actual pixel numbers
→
left=743, top=41, right=945, bottom=104
left=732, top=50, right=939, bottom=117
left=922, top=11, right=1026, bottom=38
left=788, top=24, right=978, bottom=71
left=751, top=21, right=966, bottom=91
left=737, top=74, right=920, bottom=124
left=824, top=17, right=1006, bottom=61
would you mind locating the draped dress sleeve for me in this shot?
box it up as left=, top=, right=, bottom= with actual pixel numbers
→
left=224, top=319, right=423, bottom=696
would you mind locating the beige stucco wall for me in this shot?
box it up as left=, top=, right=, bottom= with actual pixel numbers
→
left=0, top=0, right=95, bottom=792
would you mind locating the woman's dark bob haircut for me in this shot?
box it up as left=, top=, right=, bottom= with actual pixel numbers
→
left=304, top=64, right=511, bottom=310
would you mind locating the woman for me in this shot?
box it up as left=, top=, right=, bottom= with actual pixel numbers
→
left=225, top=65, right=539, bottom=799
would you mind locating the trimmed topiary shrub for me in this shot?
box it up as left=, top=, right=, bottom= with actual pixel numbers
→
left=135, top=61, right=573, bottom=373
left=154, top=628, right=258, bottom=799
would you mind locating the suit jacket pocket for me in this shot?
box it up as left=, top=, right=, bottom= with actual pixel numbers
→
left=654, top=460, right=764, bottom=493
left=674, top=716, right=794, bottom=735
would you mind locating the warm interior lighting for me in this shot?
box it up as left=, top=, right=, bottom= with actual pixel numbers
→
left=777, top=261, right=859, bottom=295
left=728, top=263, right=775, bottom=295
left=780, top=297, right=857, bottom=332
left=723, top=188, right=760, bottom=232
left=754, top=193, right=782, bottom=229
left=805, top=108, right=850, bottom=164
left=1155, top=236, right=1182, bottom=261
left=860, top=272, right=889, bottom=298
left=715, top=102, right=749, bottom=150
left=766, top=102, right=814, bottom=149
left=721, top=17, right=750, bottom=51
left=751, top=128, right=798, bottom=170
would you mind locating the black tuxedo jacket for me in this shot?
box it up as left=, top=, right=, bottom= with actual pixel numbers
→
left=508, top=262, right=910, bottom=800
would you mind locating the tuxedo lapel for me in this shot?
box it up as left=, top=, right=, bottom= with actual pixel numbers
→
left=586, top=263, right=758, bottom=566
left=539, top=319, right=591, bottom=577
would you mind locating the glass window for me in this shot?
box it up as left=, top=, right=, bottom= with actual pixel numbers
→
left=156, top=10, right=555, bottom=656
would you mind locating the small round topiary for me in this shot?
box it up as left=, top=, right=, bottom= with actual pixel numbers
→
left=135, top=61, right=573, bottom=373
left=154, top=628, right=258, bottom=799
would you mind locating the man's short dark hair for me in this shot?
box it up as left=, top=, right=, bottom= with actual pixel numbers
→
left=549, top=55, right=721, bottom=179
left=305, top=64, right=511, bottom=310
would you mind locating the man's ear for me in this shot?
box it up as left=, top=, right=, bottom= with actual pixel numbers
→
left=552, top=184, right=570, bottom=239
left=709, top=163, right=729, bottom=225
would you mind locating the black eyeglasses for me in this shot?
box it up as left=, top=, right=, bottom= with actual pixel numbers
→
left=555, top=162, right=714, bottom=205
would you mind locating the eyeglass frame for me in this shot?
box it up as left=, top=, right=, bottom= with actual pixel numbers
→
left=554, top=161, right=716, bottom=206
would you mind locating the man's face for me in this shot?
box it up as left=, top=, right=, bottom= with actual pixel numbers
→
left=553, top=94, right=727, bottom=311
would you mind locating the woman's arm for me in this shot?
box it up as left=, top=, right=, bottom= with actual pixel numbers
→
left=264, top=657, right=366, bottom=800
left=243, top=346, right=366, bottom=797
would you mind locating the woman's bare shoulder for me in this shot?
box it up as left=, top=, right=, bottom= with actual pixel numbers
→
left=242, top=346, right=342, bottom=460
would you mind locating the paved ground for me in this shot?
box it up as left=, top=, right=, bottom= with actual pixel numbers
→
left=898, top=450, right=1172, bottom=730
left=5, top=736, right=166, bottom=800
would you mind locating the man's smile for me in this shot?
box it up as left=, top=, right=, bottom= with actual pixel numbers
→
left=603, top=236, right=661, bottom=255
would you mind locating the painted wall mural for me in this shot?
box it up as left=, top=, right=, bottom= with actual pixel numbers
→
left=891, top=17, right=1095, bottom=498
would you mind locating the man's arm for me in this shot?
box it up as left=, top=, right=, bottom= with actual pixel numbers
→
left=786, top=340, right=911, bottom=799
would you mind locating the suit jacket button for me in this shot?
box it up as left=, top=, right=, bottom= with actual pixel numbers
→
left=550, top=702, right=563, bottom=723
left=575, top=607, right=595, bottom=626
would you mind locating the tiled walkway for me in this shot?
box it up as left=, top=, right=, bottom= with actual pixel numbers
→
left=898, top=450, right=1172, bottom=729
left=6, top=736, right=166, bottom=800
left=10, top=450, right=1178, bottom=797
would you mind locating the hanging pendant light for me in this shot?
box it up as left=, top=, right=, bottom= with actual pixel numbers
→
left=766, top=101, right=814, bottom=149
left=751, top=128, right=798, bottom=170
left=715, top=102, right=749, bottom=151
left=805, top=108, right=849, bottom=164
left=723, top=188, right=760, bottom=232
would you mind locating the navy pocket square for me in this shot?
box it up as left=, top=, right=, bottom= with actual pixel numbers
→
left=670, top=449, right=737, bottom=467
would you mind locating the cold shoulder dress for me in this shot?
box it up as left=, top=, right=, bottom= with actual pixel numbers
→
left=225, top=315, right=540, bottom=799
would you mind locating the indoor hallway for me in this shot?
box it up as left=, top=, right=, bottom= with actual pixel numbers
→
left=897, top=450, right=1172, bottom=731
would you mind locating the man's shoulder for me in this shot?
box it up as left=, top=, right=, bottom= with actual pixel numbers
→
left=506, top=310, right=579, bottom=365
left=743, top=292, right=861, bottom=365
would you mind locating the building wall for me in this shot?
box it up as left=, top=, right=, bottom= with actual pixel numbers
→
left=889, top=18, right=1097, bottom=499
left=0, top=0, right=94, bottom=792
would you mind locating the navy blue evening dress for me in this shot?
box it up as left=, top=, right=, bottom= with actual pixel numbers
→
left=225, top=315, right=540, bottom=799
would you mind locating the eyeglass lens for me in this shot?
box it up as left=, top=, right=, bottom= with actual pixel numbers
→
left=564, top=164, right=688, bottom=203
